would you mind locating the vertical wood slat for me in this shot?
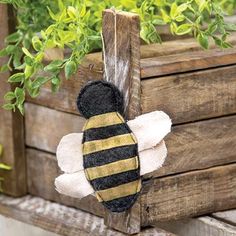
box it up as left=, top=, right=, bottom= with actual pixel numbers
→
left=102, top=9, right=142, bottom=234
left=102, top=9, right=141, bottom=120
left=0, top=4, right=26, bottom=196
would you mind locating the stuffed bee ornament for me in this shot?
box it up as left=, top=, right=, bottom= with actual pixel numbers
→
left=55, top=80, right=171, bottom=212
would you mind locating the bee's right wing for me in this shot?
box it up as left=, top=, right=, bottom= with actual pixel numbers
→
left=55, top=133, right=95, bottom=199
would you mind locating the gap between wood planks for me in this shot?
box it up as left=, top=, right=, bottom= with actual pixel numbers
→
left=141, top=61, right=236, bottom=80
left=24, top=100, right=236, bottom=130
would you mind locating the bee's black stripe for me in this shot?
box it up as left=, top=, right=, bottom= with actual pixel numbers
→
left=83, top=144, right=137, bottom=168
left=102, top=192, right=140, bottom=213
left=90, top=169, right=139, bottom=191
left=83, top=123, right=130, bottom=142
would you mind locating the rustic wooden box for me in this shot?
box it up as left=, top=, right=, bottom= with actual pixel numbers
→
left=1, top=5, right=236, bottom=235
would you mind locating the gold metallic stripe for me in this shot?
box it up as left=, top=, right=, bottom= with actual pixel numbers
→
left=96, top=179, right=141, bottom=202
left=83, top=112, right=124, bottom=131
left=85, top=156, right=138, bottom=180
left=83, top=133, right=136, bottom=155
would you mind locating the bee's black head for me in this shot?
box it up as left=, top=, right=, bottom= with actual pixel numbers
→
left=77, top=80, right=124, bottom=119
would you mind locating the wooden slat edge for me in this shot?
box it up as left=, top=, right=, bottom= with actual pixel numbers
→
left=141, top=47, right=236, bottom=78
left=212, top=209, right=236, bottom=227
left=141, top=65, right=236, bottom=124
left=141, top=163, right=236, bottom=226
left=0, top=3, right=27, bottom=196
left=154, top=216, right=236, bottom=236
left=0, top=194, right=176, bottom=236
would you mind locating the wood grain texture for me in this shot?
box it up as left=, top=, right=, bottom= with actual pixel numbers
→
left=0, top=194, right=120, bottom=236
left=0, top=195, right=175, bottom=236
left=141, top=65, right=236, bottom=124
left=146, top=115, right=236, bottom=179
left=26, top=148, right=105, bottom=218
left=141, top=47, right=236, bottom=78
left=24, top=103, right=85, bottom=153
left=25, top=103, right=236, bottom=179
left=102, top=9, right=141, bottom=119
left=25, top=33, right=236, bottom=122
left=212, top=210, right=236, bottom=226
left=154, top=217, right=236, bottom=236
left=102, top=9, right=141, bottom=234
left=141, top=163, right=236, bottom=226
left=0, top=4, right=26, bottom=196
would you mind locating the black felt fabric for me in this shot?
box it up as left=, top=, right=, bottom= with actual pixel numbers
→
left=78, top=80, right=141, bottom=212
left=77, top=80, right=124, bottom=119
left=103, top=193, right=140, bottom=213
left=83, top=145, right=137, bottom=168
left=90, top=169, right=139, bottom=191
left=83, top=123, right=130, bottom=141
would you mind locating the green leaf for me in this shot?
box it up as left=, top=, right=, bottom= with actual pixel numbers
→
left=0, top=48, right=8, bottom=57
left=68, top=6, right=76, bottom=19
left=15, top=87, right=25, bottom=104
left=32, top=36, right=43, bottom=51
left=44, top=60, right=63, bottom=73
left=2, top=103, right=15, bottom=111
left=6, top=45, right=15, bottom=54
left=176, top=24, right=192, bottom=35
left=4, top=92, right=15, bottom=101
left=17, top=103, right=24, bottom=115
left=8, top=73, right=24, bottom=83
left=0, top=64, right=9, bottom=72
left=22, top=47, right=33, bottom=58
left=197, top=33, right=209, bottom=49
left=5, top=32, right=21, bottom=43
left=161, top=9, right=171, bottom=23
left=24, top=56, right=34, bottom=66
left=225, top=23, right=236, bottom=31
left=51, top=77, right=60, bottom=92
left=65, top=60, right=77, bottom=79
left=32, top=76, right=50, bottom=88
left=24, top=65, right=34, bottom=79
left=0, top=163, right=12, bottom=171
left=170, top=2, right=178, bottom=19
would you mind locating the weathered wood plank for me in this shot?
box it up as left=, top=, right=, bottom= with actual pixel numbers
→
left=212, top=209, right=236, bottom=226
left=102, top=9, right=141, bottom=119
left=141, top=65, right=236, bottom=124
left=25, top=103, right=236, bottom=178
left=26, top=148, right=105, bottom=218
left=0, top=4, right=26, bottom=196
left=148, top=115, right=236, bottom=179
left=27, top=147, right=236, bottom=228
left=141, top=163, right=236, bottom=225
left=154, top=217, right=236, bottom=236
left=101, top=9, right=141, bottom=234
left=0, top=194, right=175, bottom=236
left=25, top=33, right=236, bottom=119
left=141, top=47, right=236, bottom=78
left=24, top=103, right=85, bottom=153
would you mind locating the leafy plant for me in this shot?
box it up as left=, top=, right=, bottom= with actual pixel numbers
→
left=0, top=144, right=12, bottom=192
left=0, top=0, right=236, bottom=114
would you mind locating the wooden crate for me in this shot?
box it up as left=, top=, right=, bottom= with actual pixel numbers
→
left=1, top=5, right=236, bottom=235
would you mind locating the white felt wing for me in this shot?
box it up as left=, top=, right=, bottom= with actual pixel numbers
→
left=139, top=140, right=167, bottom=176
left=127, top=111, right=171, bottom=152
left=56, top=133, right=84, bottom=173
left=55, top=133, right=95, bottom=198
left=55, top=171, right=94, bottom=198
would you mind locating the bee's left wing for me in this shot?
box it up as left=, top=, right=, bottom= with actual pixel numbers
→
left=127, top=111, right=171, bottom=152
left=128, top=111, right=171, bottom=176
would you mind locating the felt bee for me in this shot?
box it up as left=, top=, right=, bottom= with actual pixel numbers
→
left=55, top=80, right=171, bottom=213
